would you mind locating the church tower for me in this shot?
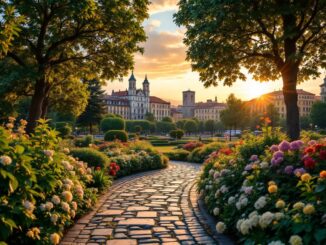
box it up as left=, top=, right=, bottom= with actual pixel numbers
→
left=143, top=74, right=150, bottom=96
left=128, top=71, right=136, bottom=95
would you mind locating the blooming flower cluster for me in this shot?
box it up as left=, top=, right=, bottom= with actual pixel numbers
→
left=198, top=135, right=326, bottom=244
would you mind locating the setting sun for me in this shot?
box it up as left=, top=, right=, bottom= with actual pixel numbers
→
left=245, top=81, right=271, bottom=99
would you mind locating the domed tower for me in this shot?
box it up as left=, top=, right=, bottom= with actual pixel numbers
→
left=143, top=74, right=150, bottom=96
left=128, top=70, right=136, bottom=95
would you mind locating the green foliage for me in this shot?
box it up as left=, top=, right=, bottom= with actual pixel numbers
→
left=156, top=121, right=176, bottom=134
left=165, top=149, right=190, bottom=161
left=311, top=102, right=326, bottom=129
left=55, top=122, right=72, bottom=138
left=169, top=129, right=184, bottom=139
left=70, top=148, right=110, bottom=168
left=104, top=130, right=128, bottom=142
left=187, top=142, right=225, bottom=163
left=77, top=79, right=106, bottom=133
left=90, top=169, right=111, bottom=191
left=126, top=120, right=152, bottom=133
left=184, top=120, right=198, bottom=134
left=176, top=119, right=187, bottom=129
left=101, top=117, right=125, bottom=132
left=74, top=135, right=94, bottom=147
left=162, top=116, right=173, bottom=123
left=205, top=120, right=215, bottom=134
left=144, top=112, right=155, bottom=122
left=0, top=119, right=100, bottom=244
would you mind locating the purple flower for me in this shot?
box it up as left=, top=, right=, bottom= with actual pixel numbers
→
left=279, top=140, right=291, bottom=152
left=270, top=145, right=279, bottom=152
left=245, top=164, right=252, bottom=171
left=273, top=151, right=284, bottom=159
left=244, top=186, right=253, bottom=195
left=284, top=165, right=294, bottom=175
left=290, top=140, right=304, bottom=151
left=250, top=155, right=258, bottom=161
left=294, top=168, right=306, bottom=176
left=271, top=157, right=283, bottom=167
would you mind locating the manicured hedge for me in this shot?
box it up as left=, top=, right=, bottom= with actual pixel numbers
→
left=104, top=130, right=128, bottom=142
left=70, top=147, right=110, bottom=168
left=164, top=149, right=189, bottom=161
left=100, top=117, right=125, bottom=132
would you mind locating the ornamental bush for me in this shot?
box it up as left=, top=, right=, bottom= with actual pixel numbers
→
left=104, top=130, right=128, bottom=142
left=0, top=119, right=100, bottom=244
left=70, top=148, right=110, bottom=168
left=55, top=122, right=72, bottom=138
left=164, top=149, right=189, bottom=161
left=187, top=142, right=225, bottom=163
left=199, top=134, right=326, bottom=244
left=100, top=117, right=125, bottom=132
left=169, top=129, right=184, bottom=139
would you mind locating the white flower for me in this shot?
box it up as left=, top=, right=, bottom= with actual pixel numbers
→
left=268, top=241, right=285, bottom=245
left=240, top=219, right=251, bottom=235
left=71, top=201, right=78, bottom=211
left=70, top=210, right=76, bottom=218
left=213, top=207, right=220, bottom=216
left=236, top=219, right=244, bottom=231
left=63, top=178, right=73, bottom=186
left=248, top=211, right=259, bottom=227
left=259, top=212, right=274, bottom=229
left=61, top=201, right=70, bottom=212
left=242, top=171, right=248, bottom=176
left=260, top=161, right=269, bottom=168
left=220, top=185, right=229, bottom=193
left=62, top=161, right=73, bottom=171
left=254, top=196, right=267, bottom=210
left=209, top=169, right=215, bottom=176
left=240, top=197, right=248, bottom=207
left=45, top=201, right=54, bottom=211
left=289, top=235, right=303, bottom=245
left=23, top=200, right=35, bottom=213
left=39, top=203, right=46, bottom=211
left=216, top=222, right=226, bottom=233
left=51, top=195, right=61, bottom=205
left=0, top=155, right=12, bottom=166
left=275, top=212, right=284, bottom=221
left=228, top=196, right=235, bottom=205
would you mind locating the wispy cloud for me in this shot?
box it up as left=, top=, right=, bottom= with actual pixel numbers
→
left=149, top=0, right=178, bottom=14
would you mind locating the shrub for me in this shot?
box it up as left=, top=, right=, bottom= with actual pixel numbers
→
left=0, top=119, right=100, bottom=244
left=169, top=129, right=184, bottom=139
left=187, top=142, right=225, bottom=163
left=104, top=130, right=128, bottom=142
left=74, top=135, right=94, bottom=147
left=182, top=141, right=203, bottom=151
left=70, top=148, right=110, bottom=168
left=199, top=137, right=326, bottom=244
left=165, top=149, right=189, bottom=161
left=126, top=120, right=151, bottom=133
left=90, top=168, right=112, bottom=191
left=100, top=117, right=125, bottom=132
left=55, top=122, right=72, bottom=138
left=155, top=121, right=176, bottom=134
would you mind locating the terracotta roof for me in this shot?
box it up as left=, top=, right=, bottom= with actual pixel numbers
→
left=112, top=90, right=128, bottom=96
left=266, top=89, right=315, bottom=96
left=195, top=102, right=226, bottom=109
left=150, top=96, right=170, bottom=104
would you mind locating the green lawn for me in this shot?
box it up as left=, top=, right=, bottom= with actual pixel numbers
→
left=153, top=145, right=177, bottom=153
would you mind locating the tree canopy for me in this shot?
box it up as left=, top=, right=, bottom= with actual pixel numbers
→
left=0, top=0, right=149, bottom=133
left=175, top=0, right=326, bottom=140
left=310, top=101, right=326, bottom=128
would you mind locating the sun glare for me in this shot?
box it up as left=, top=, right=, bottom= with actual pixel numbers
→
left=246, top=82, right=271, bottom=99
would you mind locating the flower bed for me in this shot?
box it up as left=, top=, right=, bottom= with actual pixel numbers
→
left=0, top=119, right=112, bottom=245
left=187, top=142, right=226, bottom=163
left=199, top=134, right=326, bottom=244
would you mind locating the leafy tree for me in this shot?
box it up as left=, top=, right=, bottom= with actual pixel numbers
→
left=162, top=116, right=173, bottom=123
left=0, top=3, right=23, bottom=56
left=169, top=129, right=184, bottom=139
left=77, top=79, right=106, bottom=134
left=198, top=121, right=205, bottom=134
left=205, top=120, right=215, bottom=135
left=300, top=116, right=312, bottom=130
left=0, top=1, right=148, bottom=133
left=156, top=121, right=176, bottom=134
left=215, top=121, right=225, bottom=133
left=184, top=119, right=198, bottom=134
left=176, top=119, right=187, bottom=129
left=175, top=0, right=326, bottom=140
left=145, top=112, right=155, bottom=122
left=126, top=120, right=151, bottom=133
left=220, top=94, right=248, bottom=138
left=311, top=102, right=326, bottom=128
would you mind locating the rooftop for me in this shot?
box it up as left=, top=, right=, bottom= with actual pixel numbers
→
left=150, top=96, right=170, bottom=104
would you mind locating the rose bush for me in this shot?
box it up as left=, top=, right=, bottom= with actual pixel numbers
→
left=199, top=133, right=326, bottom=244
left=0, top=119, right=107, bottom=245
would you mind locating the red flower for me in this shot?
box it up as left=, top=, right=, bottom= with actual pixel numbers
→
left=304, top=157, right=316, bottom=169
left=320, top=150, right=326, bottom=160
left=304, top=147, right=314, bottom=154
left=219, top=148, right=233, bottom=155
left=95, top=166, right=101, bottom=171
left=314, top=144, right=323, bottom=152
left=109, top=169, right=116, bottom=176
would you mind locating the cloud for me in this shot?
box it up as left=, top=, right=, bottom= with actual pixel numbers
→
left=134, top=29, right=190, bottom=79
left=149, top=0, right=178, bottom=14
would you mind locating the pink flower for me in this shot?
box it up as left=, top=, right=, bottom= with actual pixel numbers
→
left=279, top=140, right=291, bottom=152
left=250, top=155, right=258, bottom=161
left=270, top=145, right=279, bottom=152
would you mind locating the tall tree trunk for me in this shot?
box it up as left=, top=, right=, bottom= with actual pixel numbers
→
left=41, top=96, right=49, bottom=119
left=26, top=80, right=46, bottom=134
left=89, top=123, right=93, bottom=134
left=282, top=64, right=300, bottom=140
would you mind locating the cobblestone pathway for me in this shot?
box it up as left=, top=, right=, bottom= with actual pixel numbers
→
left=62, top=162, right=219, bottom=245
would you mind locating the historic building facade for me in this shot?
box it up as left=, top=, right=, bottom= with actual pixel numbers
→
left=246, top=89, right=318, bottom=118
left=105, top=72, right=171, bottom=120
left=320, top=77, right=326, bottom=102
left=194, top=99, right=226, bottom=121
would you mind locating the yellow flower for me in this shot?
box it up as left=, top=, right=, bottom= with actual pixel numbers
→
left=247, top=175, right=254, bottom=180
left=300, top=173, right=312, bottom=182
left=62, top=191, right=73, bottom=202
left=268, top=184, right=278, bottom=193
left=293, top=202, right=304, bottom=210
left=26, top=227, right=40, bottom=240
left=289, top=235, right=303, bottom=245
left=275, top=200, right=285, bottom=209
left=303, top=204, right=315, bottom=215
left=50, top=233, right=60, bottom=245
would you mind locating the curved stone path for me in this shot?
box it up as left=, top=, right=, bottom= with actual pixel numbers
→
left=61, top=162, right=221, bottom=245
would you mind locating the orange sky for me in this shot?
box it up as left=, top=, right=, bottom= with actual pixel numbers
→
left=104, top=0, right=325, bottom=106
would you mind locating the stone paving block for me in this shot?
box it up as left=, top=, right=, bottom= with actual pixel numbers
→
left=137, top=211, right=157, bottom=218
left=106, top=239, right=137, bottom=245
left=91, top=228, right=113, bottom=236
left=160, top=216, right=179, bottom=221
left=118, top=218, right=155, bottom=226
left=97, top=209, right=124, bottom=216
